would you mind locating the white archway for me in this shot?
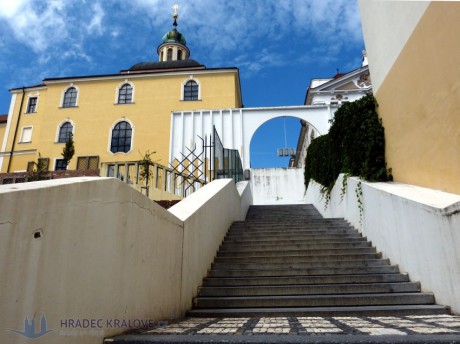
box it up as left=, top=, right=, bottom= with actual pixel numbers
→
left=250, top=116, right=306, bottom=168
left=170, top=105, right=337, bottom=170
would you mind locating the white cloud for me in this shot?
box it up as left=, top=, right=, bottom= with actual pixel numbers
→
left=111, top=29, right=120, bottom=38
left=0, top=0, right=67, bottom=53
left=145, top=0, right=364, bottom=70
left=0, top=0, right=29, bottom=18
left=233, top=49, right=285, bottom=75
left=0, top=0, right=363, bottom=78
left=87, top=2, right=105, bottom=35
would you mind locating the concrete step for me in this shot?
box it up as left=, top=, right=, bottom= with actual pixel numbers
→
left=207, top=265, right=400, bottom=278
left=239, top=209, right=343, bottom=221
left=186, top=304, right=450, bottom=317
left=185, top=204, right=446, bottom=320
left=219, top=241, right=372, bottom=252
left=227, top=229, right=359, bottom=237
left=232, top=217, right=348, bottom=223
left=216, top=247, right=377, bottom=258
left=211, top=258, right=391, bottom=270
left=198, top=282, right=421, bottom=297
left=232, top=219, right=348, bottom=225
left=202, top=273, right=410, bottom=287
left=222, top=237, right=369, bottom=245
left=237, top=223, right=343, bottom=227
left=224, top=233, right=365, bottom=241
left=214, top=253, right=383, bottom=264
left=226, top=228, right=361, bottom=237
left=229, top=223, right=351, bottom=230
left=193, top=292, right=435, bottom=308
left=226, top=228, right=358, bottom=236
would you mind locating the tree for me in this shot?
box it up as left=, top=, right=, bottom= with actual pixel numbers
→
left=61, top=133, right=75, bottom=168
left=29, top=152, right=48, bottom=181
left=138, top=150, right=156, bottom=189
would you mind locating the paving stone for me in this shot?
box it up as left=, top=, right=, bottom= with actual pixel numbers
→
left=297, top=317, right=344, bottom=334
left=130, top=315, right=460, bottom=339
left=252, top=317, right=291, bottom=334
left=408, top=327, right=458, bottom=334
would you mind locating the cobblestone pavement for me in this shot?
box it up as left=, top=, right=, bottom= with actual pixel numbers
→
left=135, top=314, right=460, bottom=336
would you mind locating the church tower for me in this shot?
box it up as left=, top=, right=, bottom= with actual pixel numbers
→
left=157, top=4, right=190, bottom=62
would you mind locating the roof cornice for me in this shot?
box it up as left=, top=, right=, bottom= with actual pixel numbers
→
left=311, top=65, right=370, bottom=92
left=43, top=67, right=239, bottom=85
left=9, top=85, right=47, bottom=93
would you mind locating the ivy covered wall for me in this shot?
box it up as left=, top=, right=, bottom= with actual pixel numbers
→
left=305, top=94, right=390, bottom=192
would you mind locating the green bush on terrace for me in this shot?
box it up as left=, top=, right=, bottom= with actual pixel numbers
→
left=304, top=94, right=390, bottom=193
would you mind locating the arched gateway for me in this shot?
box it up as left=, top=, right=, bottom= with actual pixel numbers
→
left=169, top=104, right=338, bottom=170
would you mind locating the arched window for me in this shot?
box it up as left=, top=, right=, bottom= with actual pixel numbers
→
left=183, top=80, right=199, bottom=101
left=118, top=83, right=133, bottom=104
left=58, top=122, right=73, bottom=143
left=110, top=121, right=132, bottom=153
left=177, top=50, right=182, bottom=60
left=63, top=87, right=78, bottom=107
left=167, top=48, right=173, bottom=61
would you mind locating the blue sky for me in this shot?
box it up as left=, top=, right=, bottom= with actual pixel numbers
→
left=0, top=0, right=365, bottom=168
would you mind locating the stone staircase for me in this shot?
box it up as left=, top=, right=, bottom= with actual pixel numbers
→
left=187, top=204, right=449, bottom=317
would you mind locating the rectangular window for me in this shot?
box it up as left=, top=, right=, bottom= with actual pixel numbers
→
left=76, top=156, right=99, bottom=170
left=26, top=97, right=37, bottom=113
left=127, top=163, right=137, bottom=184
left=27, top=158, right=49, bottom=172
left=117, top=164, right=126, bottom=182
left=55, top=159, right=67, bottom=171
left=20, top=127, right=32, bottom=143
left=107, top=164, right=115, bottom=177
left=27, top=161, right=35, bottom=173
left=38, top=157, right=50, bottom=171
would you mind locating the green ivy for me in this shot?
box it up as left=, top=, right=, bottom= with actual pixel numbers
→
left=304, top=94, right=390, bottom=195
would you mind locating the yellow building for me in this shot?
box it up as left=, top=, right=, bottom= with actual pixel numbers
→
left=0, top=11, right=242, bottom=179
left=0, top=115, right=7, bottom=155
left=358, top=1, right=460, bottom=195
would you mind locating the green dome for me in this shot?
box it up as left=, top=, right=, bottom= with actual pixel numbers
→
left=162, top=29, right=186, bottom=45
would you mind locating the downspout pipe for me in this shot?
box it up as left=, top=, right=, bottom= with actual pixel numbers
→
left=7, top=87, right=26, bottom=173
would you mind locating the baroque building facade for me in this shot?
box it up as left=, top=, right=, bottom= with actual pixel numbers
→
left=0, top=11, right=242, bottom=178
left=290, top=55, right=372, bottom=168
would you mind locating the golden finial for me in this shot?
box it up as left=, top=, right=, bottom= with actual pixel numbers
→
left=173, top=3, right=179, bottom=19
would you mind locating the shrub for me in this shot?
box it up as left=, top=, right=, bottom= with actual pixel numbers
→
left=304, top=94, right=390, bottom=192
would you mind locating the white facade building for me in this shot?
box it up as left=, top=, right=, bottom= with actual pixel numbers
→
left=291, top=57, right=372, bottom=168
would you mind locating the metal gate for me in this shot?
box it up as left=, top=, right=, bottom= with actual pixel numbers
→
left=170, top=126, right=243, bottom=196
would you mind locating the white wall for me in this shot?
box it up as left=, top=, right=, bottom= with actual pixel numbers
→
left=0, top=177, right=252, bottom=344
left=251, top=168, right=306, bottom=205
left=306, top=174, right=460, bottom=314
left=358, top=0, right=429, bottom=93
left=169, top=179, right=251, bottom=311
left=170, top=106, right=333, bottom=170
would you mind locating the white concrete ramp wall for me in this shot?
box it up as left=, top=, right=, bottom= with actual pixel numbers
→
left=169, top=178, right=253, bottom=312
left=306, top=174, right=460, bottom=314
left=251, top=168, right=306, bottom=205
left=0, top=177, right=252, bottom=344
